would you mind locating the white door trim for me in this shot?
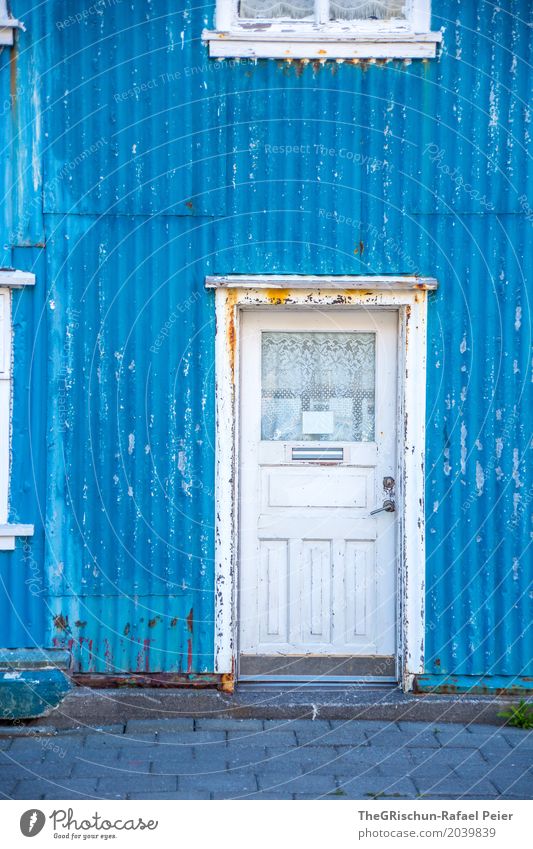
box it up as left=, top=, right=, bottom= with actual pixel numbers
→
left=207, top=277, right=434, bottom=692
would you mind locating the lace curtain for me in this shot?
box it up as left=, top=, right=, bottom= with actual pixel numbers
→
left=239, top=0, right=405, bottom=20
left=330, top=1, right=405, bottom=20
left=261, top=332, right=375, bottom=442
left=239, top=0, right=313, bottom=19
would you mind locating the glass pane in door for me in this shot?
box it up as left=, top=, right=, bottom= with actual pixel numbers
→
left=261, top=331, right=375, bottom=442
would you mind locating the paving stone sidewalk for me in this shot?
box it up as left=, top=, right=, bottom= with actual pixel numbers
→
left=0, top=719, right=531, bottom=800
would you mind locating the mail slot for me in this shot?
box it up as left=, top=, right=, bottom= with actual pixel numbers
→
left=291, top=447, right=344, bottom=462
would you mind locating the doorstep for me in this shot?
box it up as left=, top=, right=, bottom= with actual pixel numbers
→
left=0, top=684, right=529, bottom=733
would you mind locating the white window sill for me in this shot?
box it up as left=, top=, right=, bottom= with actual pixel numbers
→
left=0, top=18, right=22, bottom=46
left=203, top=29, right=442, bottom=59
left=0, top=524, right=34, bottom=551
left=0, top=269, right=36, bottom=288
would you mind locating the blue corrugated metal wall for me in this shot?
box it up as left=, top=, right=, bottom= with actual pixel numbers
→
left=0, top=0, right=531, bottom=681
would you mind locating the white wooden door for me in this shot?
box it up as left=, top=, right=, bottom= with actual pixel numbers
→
left=239, top=309, right=398, bottom=681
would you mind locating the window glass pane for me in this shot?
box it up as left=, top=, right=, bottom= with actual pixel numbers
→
left=330, top=0, right=406, bottom=21
left=261, top=332, right=375, bottom=442
left=239, top=0, right=314, bottom=19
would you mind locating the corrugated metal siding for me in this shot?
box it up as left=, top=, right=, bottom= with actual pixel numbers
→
left=0, top=0, right=531, bottom=676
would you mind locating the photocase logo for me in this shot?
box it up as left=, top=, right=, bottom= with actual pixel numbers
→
left=20, top=810, right=46, bottom=837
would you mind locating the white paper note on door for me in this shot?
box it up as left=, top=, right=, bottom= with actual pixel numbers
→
left=301, top=411, right=334, bottom=435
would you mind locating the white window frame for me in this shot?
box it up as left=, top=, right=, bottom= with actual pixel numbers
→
left=204, top=0, right=441, bottom=59
left=206, top=274, right=437, bottom=693
left=0, top=271, right=35, bottom=551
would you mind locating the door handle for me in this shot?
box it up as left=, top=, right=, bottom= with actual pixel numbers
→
left=370, top=499, right=396, bottom=516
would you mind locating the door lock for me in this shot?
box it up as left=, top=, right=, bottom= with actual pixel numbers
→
left=370, top=499, right=396, bottom=516
left=383, top=476, right=395, bottom=493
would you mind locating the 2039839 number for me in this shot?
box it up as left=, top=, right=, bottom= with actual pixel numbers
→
left=444, top=828, right=496, bottom=838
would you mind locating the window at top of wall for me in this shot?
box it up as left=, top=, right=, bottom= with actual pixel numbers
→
left=204, top=0, right=441, bottom=59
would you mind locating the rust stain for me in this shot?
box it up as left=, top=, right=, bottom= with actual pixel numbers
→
left=170, top=617, right=178, bottom=627
left=184, top=200, right=193, bottom=209
left=104, top=638, right=113, bottom=667
left=74, top=620, right=87, bottom=628
left=53, top=614, right=69, bottom=632
left=148, top=617, right=159, bottom=628
left=72, top=672, right=224, bottom=689
left=219, top=673, right=235, bottom=694
left=123, top=622, right=130, bottom=636
left=9, top=39, right=17, bottom=105
left=413, top=676, right=533, bottom=697
left=186, top=607, right=194, bottom=633
left=265, top=287, right=291, bottom=304
left=225, top=289, right=238, bottom=378
left=187, top=638, right=193, bottom=673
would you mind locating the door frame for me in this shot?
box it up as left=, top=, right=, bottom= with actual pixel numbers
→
left=206, top=275, right=437, bottom=692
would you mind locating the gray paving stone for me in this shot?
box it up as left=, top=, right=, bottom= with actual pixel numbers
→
left=152, top=765, right=220, bottom=779
left=244, top=791, right=296, bottom=800
left=388, top=731, right=442, bottom=749
left=97, top=774, right=178, bottom=794
left=397, top=721, right=438, bottom=733
left=125, top=718, right=195, bottom=733
left=129, top=791, right=212, bottom=799
left=150, top=756, right=203, bottom=772
left=5, top=761, right=73, bottom=780
left=82, top=733, right=154, bottom=747
left=314, top=760, right=383, bottom=780
left=0, top=753, right=44, bottom=772
left=14, top=777, right=99, bottom=799
left=225, top=747, right=268, bottom=768
left=228, top=730, right=297, bottom=746
left=258, top=774, right=338, bottom=795
left=196, top=719, right=264, bottom=732
left=331, top=720, right=400, bottom=733
left=157, top=731, right=227, bottom=745
left=0, top=779, right=18, bottom=796
left=433, top=728, right=508, bottom=748
left=464, top=724, right=512, bottom=737
left=75, top=747, right=121, bottom=764
left=490, top=750, right=533, bottom=771
left=4, top=741, right=47, bottom=760
left=178, top=773, right=258, bottom=794
left=339, top=776, right=419, bottom=799
left=409, top=747, right=486, bottom=766
left=421, top=794, right=501, bottom=800
left=296, top=728, right=368, bottom=746
left=501, top=728, right=533, bottom=747
left=414, top=775, right=499, bottom=797
left=70, top=725, right=125, bottom=736
left=72, top=760, right=149, bottom=778
left=264, top=719, right=332, bottom=733
left=265, top=748, right=346, bottom=772
left=491, top=772, right=533, bottom=797
left=292, top=793, right=349, bottom=799
left=3, top=717, right=531, bottom=801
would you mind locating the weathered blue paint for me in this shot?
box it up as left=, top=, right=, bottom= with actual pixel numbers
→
left=415, top=676, right=533, bottom=696
left=0, top=1, right=531, bottom=687
left=0, top=649, right=71, bottom=719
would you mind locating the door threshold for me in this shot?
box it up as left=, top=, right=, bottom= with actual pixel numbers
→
left=238, top=675, right=398, bottom=687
